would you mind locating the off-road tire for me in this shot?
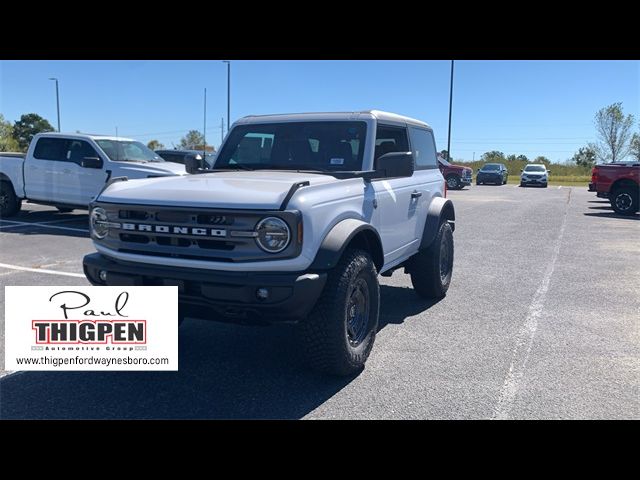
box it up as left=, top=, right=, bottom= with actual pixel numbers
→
left=409, top=221, right=454, bottom=299
left=300, top=249, right=380, bottom=376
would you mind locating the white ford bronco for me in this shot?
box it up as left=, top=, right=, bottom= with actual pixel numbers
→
left=83, top=111, right=455, bottom=375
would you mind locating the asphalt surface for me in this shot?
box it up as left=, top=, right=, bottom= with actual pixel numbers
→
left=0, top=185, right=638, bottom=419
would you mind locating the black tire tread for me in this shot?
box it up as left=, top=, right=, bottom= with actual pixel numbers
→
left=301, top=248, right=379, bottom=376
left=409, top=222, right=453, bottom=299
left=0, top=180, right=21, bottom=218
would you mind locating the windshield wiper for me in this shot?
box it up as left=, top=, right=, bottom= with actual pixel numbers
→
left=210, top=164, right=255, bottom=171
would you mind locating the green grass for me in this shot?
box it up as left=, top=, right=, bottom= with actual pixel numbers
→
left=472, top=175, right=590, bottom=187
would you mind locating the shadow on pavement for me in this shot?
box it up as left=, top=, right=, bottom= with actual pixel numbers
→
left=0, top=285, right=441, bottom=419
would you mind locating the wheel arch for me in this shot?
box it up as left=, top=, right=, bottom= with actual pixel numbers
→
left=611, top=178, right=639, bottom=193
left=419, top=196, right=455, bottom=250
left=310, top=219, right=384, bottom=273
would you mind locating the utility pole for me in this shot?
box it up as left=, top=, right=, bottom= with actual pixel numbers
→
left=446, top=60, right=454, bottom=162
left=223, top=60, right=231, bottom=134
left=203, top=87, right=207, bottom=158
left=48, top=78, right=61, bottom=132
left=473, top=152, right=475, bottom=162
left=221, top=117, right=224, bottom=145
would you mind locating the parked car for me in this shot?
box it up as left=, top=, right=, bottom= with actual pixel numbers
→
left=0, top=132, right=187, bottom=217
left=83, top=110, right=456, bottom=376
left=437, top=155, right=472, bottom=190
left=476, top=163, right=508, bottom=185
left=589, top=161, right=640, bottom=215
left=156, top=149, right=216, bottom=169
left=520, top=164, right=549, bottom=188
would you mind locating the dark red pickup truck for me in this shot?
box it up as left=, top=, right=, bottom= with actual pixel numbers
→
left=589, top=162, right=640, bottom=215
left=437, top=156, right=472, bottom=190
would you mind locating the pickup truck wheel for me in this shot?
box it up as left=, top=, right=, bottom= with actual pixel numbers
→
left=0, top=181, right=21, bottom=218
left=56, top=207, right=74, bottom=213
left=446, top=175, right=461, bottom=190
left=300, top=249, right=380, bottom=376
left=409, top=221, right=454, bottom=299
left=610, top=186, right=639, bottom=215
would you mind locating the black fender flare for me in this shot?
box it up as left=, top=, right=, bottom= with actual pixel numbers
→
left=310, top=219, right=384, bottom=272
left=419, top=197, right=455, bottom=250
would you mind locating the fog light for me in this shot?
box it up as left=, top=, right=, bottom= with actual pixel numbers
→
left=99, top=270, right=108, bottom=282
left=256, top=288, right=269, bottom=301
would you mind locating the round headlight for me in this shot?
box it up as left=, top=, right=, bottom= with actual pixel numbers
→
left=90, top=207, right=109, bottom=239
left=255, top=217, right=290, bottom=253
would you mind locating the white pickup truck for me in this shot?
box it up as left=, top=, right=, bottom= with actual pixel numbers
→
left=0, top=132, right=186, bottom=217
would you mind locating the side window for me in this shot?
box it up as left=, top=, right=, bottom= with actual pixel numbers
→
left=67, top=140, right=98, bottom=165
left=408, top=127, right=437, bottom=169
left=374, top=125, right=410, bottom=165
left=33, top=138, right=69, bottom=161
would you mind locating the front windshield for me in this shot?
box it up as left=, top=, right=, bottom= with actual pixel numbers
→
left=96, top=140, right=165, bottom=163
left=214, top=121, right=367, bottom=172
left=481, top=164, right=500, bottom=171
left=524, top=165, right=546, bottom=172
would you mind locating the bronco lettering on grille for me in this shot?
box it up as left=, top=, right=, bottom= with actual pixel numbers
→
left=120, top=223, right=227, bottom=237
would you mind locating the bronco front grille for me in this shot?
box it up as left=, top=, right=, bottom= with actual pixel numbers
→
left=95, top=203, right=302, bottom=262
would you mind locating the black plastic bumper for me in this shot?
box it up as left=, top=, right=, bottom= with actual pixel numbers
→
left=588, top=182, right=596, bottom=192
left=476, top=175, right=502, bottom=183
left=83, top=253, right=327, bottom=323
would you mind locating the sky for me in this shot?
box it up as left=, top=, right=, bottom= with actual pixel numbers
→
left=1, top=60, right=638, bottom=163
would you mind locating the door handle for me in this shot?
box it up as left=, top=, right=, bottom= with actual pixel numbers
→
left=411, top=191, right=422, bottom=199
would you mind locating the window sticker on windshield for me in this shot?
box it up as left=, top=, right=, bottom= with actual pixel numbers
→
left=330, top=158, right=344, bottom=165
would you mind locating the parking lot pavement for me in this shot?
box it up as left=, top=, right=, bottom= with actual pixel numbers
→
left=0, top=187, right=638, bottom=419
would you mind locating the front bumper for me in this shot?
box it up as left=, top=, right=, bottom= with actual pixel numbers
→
left=461, top=177, right=472, bottom=186
left=520, top=177, right=547, bottom=185
left=83, top=253, right=327, bottom=323
left=476, top=174, right=502, bottom=183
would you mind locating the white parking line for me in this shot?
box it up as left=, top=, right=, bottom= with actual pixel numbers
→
left=0, top=220, right=88, bottom=233
left=0, top=262, right=85, bottom=278
left=492, top=188, right=571, bottom=419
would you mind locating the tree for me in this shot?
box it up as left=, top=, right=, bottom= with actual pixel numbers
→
left=190, top=144, right=216, bottom=152
left=12, top=113, right=54, bottom=151
left=533, top=155, right=551, bottom=165
left=593, top=102, right=634, bottom=163
left=571, top=146, right=597, bottom=168
left=147, top=140, right=164, bottom=150
left=506, top=154, right=517, bottom=162
left=480, top=150, right=505, bottom=162
left=179, top=130, right=205, bottom=150
left=516, top=154, right=528, bottom=162
left=630, top=133, right=640, bottom=161
left=439, top=150, right=450, bottom=160
left=0, top=114, right=20, bottom=152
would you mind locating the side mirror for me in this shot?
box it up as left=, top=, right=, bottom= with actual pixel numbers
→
left=184, top=154, right=202, bottom=174
left=375, top=152, right=414, bottom=179
left=476, top=169, right=480, bottom=173
left=81, top=156, right=103, bottom=169
left=547, top=170, right=551, bottom=174
left=520, top=169, right=523, bottom=173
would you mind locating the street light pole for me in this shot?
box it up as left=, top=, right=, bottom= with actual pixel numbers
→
left=223, top=61, right=230, bottom=134
left=48, top=77, right=61, bottom=132
left=446, top=60, right=454, bottom=162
